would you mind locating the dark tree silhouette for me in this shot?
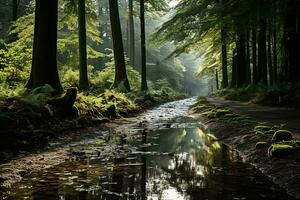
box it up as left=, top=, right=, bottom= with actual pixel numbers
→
left=109, top=0, right=130, bottom=91
left=26, top=0, right=62, bottom=93
left=78, top=0, right=89, bottom=89
left=140, top=0, right=148, bottom=91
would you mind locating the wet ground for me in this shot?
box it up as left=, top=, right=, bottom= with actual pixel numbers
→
left=0, top=98, right=295, bottom=200
left=207, top=97, right=300, bottom=139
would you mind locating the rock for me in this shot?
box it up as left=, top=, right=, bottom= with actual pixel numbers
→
left=255, top=141, right=268, bottom=149
left=272, top=130, right=293, bottom=142
left=106, top=104, right=117, bottom=118
left=268, top=144, right=295, bottom=158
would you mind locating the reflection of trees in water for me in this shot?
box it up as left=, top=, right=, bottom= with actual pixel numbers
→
left=145, top=128, right=234, bottom=199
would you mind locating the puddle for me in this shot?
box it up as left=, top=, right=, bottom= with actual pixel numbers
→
left=0, top=98, right=295, bottom=199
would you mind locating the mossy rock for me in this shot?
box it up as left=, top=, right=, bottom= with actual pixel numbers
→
left=254, top=125, right=271, bottom=132
left=203, top=111, right=216, bottom=118
left=255, top=141, right=268, bottom=149
left=215, top=109, right=231, bottom=117
left=223, top=113, right=239, bottom=119
left=255, top=130, right=265, bottom=135
left=268, top=144, right=295, bottom=158
left=272, top=130, right=293, bottom=142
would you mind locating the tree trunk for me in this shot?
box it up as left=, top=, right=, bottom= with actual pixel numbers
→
left=128, top=0, right=135, bottom=68
left=252, top=28, right=258, bottom=85
left=12, top=0, right=18, bottom=21
left=258, top=11, right=268, bottom=85
left=109, top=0, right=131, bottom=91
left=267, top=23, right=274, bottom=86
left=78, top=0, right=89, bottom=90
left=273, top=15, right=278, bottom=84
left=215, top=68, right=219, bottom=90
left=284, top=0, right=300, bottom=84
left=230, top=49, right=237, bottom=88
left=221, top=28, right=228, bottom=88
left=236, top=31, right=246, bottom=87
left=26, top=0, right=62, bottom=93
left=245, top=30, right=251, bottom=85
left=140, top=0, right=148, bottom=91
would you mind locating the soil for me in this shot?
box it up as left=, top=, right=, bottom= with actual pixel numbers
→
left=191, top=98, right=300, bottom=199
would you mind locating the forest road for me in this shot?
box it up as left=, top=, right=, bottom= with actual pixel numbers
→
left=207, top=97, right=300, bottom=139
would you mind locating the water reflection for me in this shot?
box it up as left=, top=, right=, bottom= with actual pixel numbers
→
left=2, top=127, right=294, bottom=200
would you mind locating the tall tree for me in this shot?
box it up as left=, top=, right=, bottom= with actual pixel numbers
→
left=221, top=28, right=228, bottom=88
left=78, top=0, right=89, bottom=89
left=26, top=0, right=62, bottom=93
left=252, top=28, right=258, bottom=85
left=128, top=0, right=135, bottom=68
left=12, top=0, right=18, bottom=21
left=257, top=2, right=268, bottom=85
left=284, top=0, right=300, bottom=84
left=140, top=0, right=148, bottom=91
left=108, top=0, right=130, bottom=91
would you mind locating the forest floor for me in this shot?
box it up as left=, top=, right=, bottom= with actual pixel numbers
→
left=0, top=87, right=185, bottom=164
left=206, top=97, right=300, bottom=139
left=190, top=97, right=300, bottom=199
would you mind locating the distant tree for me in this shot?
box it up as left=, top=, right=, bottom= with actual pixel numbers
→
left=78, top=0, right=89, bottom=89
left=26, top=0, right=63, bottom=93
left=108, top=0, right=130, bottom=91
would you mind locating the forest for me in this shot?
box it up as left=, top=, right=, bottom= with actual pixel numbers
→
left=0, top=0, right=300, bottom=199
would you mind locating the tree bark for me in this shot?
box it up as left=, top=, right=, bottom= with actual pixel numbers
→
left=245, top=30, right=251, bottom=85
left=109, top=0, right=131, bottom=91
left=26, top=0, right=62, bottom=93
left=128, top=0, right=135, bottom=68
left=230, top=49, right=237, bottom=88
left=78, top=0, right=89, bottom=90
left=252, top=28, right=258, bottom=85
left=267, top=22, right=274, bottom=86
left=12, top=0, right=18, bottom=21
left=258, top=8, right=268, bottom=85
left=140, top=0, right=148, bottom=91
left=284, top=0, right=300, bottom=84
left=215, top=68, right=219, bottom=90
left=273, top=15, right=278, bottom=84
left=221, top=28, right=228, bottom=88
left=236, top=31, right=246, bottom=87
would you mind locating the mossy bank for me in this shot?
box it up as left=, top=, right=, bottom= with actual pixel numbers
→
left=190, top=97, right=300, bottom=199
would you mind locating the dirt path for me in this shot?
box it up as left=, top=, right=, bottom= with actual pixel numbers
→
left=207, top=97, right=300, bottom=139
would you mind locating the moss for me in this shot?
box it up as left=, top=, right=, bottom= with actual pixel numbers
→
left=254, top=125, right=272, bottom=132
left=272, top=130, right=293, bottom=142
left=255, top=130, right=265, bottom=135
left=268, top=144, right=295, bottom=158
left=202, top=110, right=216, bottom=118
left=223, top=113, right=239, bottom=119
left=255, top=141, right=268, bottom=149
left=215, top=109, right=231, bottom=117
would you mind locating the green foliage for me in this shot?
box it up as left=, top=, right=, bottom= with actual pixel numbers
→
left=20, top=84, right=56, bottom=107
left=75, top=89, right=139, bottom=118
left=268, top=144, right=295, bottom=158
